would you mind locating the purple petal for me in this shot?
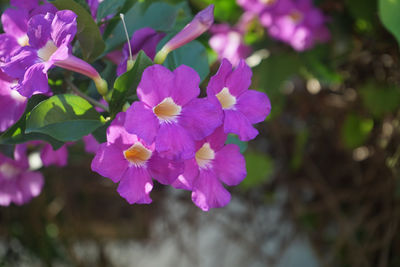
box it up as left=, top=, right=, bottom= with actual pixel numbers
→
left=10, top=0, right=39, bottom=11
left=214, top=144, right=246, bottom=186
left=18, top=171, right=44, bottom=202
left=130, top=27, right=165, bottom=59
left=171, top=159, right=199, bottom=190
left=51, top=10, right=77, bottom=47
left=204, top=126, right=227, bottom=152
left=137, top=65, right=174, bottom=107
left=225, top=59, right=252, bottom=97
left=30, top=3, right=58, bottom=17
left=170, top=65, right=200, bottom=106
left=117, top=166, right=153, bottom=204
left=191, top=170, right=231, bottom=211
left=106, top=112, right=139, bottom=146
left=0, top=85, right=27, bottom=132
left=180, top=97, right=223, bottom=140
left=83, top=135, right=100, bottom=154
left=91, top=143, right=129, bottom=183
left=40, top=144, right=68, bottom=167
left=148, top=152, right=183, bottom=185
left=2, top=47, right=39, bottom=80
left=0, top=34, right=20, bottom=61
left=49, top=44, right=70, bottom=62
left=236, top=90, right=271, bottom=124
left=206, top=58, right=232, bottom=96
left=1, top=8, right=29, bottom=39
left=155, top=123, right=195, bottom=160
left=124, top=102, right=159, bottom=144
left=27, top=13, right=54, bottom=49
left=16, top=62, right=50, bottom=97
left=224, top=109, right=259, bottom=141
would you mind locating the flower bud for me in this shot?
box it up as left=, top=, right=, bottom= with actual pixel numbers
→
left=154, top=5, right=214, bottom=64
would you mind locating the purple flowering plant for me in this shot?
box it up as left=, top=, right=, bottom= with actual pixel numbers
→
left=0, top=0, right=273, bottom=211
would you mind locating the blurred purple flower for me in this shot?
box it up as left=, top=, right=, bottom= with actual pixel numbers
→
left=91, top=112, right=183, bottom=204
left=207, top=59, right=271, bottom=141
left=116, top=28, right=165, bottom=76
left=124, top=64, right=223, bottom=160
left=0, top=145, right=44, bottom=206
left=83, top=135, right=100, bottom=154
left=266, top=0, right=330, bottom=51
left=209, top=24, right=251, bottom=67
left=173, top=127, right=246, bottom=211
left=40, top=143, right=69, bottom=167
left=0, top=71, right=27, bottom=132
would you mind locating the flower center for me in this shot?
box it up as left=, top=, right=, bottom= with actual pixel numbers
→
left=195, top=143, right=215, bottom=169
left=123, top=143, right=152, bottom=167
left=37, top=40, right=58, bottom=61
left=0, top=163, right=20, bottom=180
left=216, top=87, right=236, bottom=110
left=10, top=89, right=26, bottom=102
left=17, top=35, right=29, bottom=47
left=153, top=97, right=182, bottom=123
left=289, top=10, right=303, bottom=23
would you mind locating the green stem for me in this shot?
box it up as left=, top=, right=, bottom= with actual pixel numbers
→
left=66, top=79, right=109, bottom=113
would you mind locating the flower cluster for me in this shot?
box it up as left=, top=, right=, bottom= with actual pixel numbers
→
left=92, top=59, right=271, bottom=211
left=237, top=0, right=330, bottom=51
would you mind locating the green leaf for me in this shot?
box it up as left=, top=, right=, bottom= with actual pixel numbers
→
left=26, top=94, right=104, bottom=142
left=341, top=113, right=374, bottom=149
left=0, top=95, right=64, bottom=149
left=110, top=51, right=153, bottom=118
left=164, top=41, right=209, bottom=82
left=52, top=0, right=106, bottom=61
left=241, top=152, right=274, bottom=190
left=226, top=134, right=248, bottom=153
left=379, top=0, right=400, bottom=46
left=97, top=0, right=126, bottom=21
left=360, top=82, right=400, bottom=118
left=105, top=2, right=181, bottom=52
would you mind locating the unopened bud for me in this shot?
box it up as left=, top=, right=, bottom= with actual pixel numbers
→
left=154, top=5, right=214, bottom=64
left=94, top=77, right=108, bottom=96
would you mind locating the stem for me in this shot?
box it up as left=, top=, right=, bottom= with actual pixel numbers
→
left=120, top=14, right=133, bottom=63
left=66, top=79, right=109, bottom=113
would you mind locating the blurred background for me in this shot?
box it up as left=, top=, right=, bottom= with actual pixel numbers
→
left=1, top=0, right=400, bottom=266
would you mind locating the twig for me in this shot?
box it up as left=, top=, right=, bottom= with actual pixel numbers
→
left=66, top=79, right=109, bottom=112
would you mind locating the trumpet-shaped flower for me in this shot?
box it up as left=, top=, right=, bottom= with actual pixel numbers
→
left=207, top=59, right=271, bottom=141
left=91, top=112, right=183, bottom=204
left=124, top=64, right=223, bottom=160
left=0, top=145, right=44, bottom=206
left=173, top=127, right=246, bottom=211
left=2, top=10, right=106, bottom=97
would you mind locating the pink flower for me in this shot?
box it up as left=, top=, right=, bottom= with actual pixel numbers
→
left=207, top=59, right=271, bottom=141
left=91, top=112, right=183, bottom=204
left=173, top=127, right=246, bottom=211
left=0, top=145, right=44, bottom=206
left=83, top=135, right=100, bottom=154
left=124, top=64, right=223, bottom=160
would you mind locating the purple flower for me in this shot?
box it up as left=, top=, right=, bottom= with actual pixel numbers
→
left=124, top=64, right=223, bottom=160
left=237, top=0, right=284, bottom=14
left=209, top=24, right=251, bottom=67
left=207, top=59, right=271, bottom=141
left=265, top=0, right=330, bottom=51
left=91, top=112, right=183, bottom=204
left=83, top=135, right=100, bottom=154
left=40, top=143, right=68, bottom=167
left=2, top=10, right=107, bottom=97
left=0, top=71, right=27, bottom=132
left=1, top=1, right=57, bottom=48
left=116, top=28, right=165, bottom=76
left=86, top=0, right=100, bottom=19
left=0, top=145, right=44, bottom=206
left=173, top=127, right=246, bottom=211
left=154, top=5, right=214, bottom=64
